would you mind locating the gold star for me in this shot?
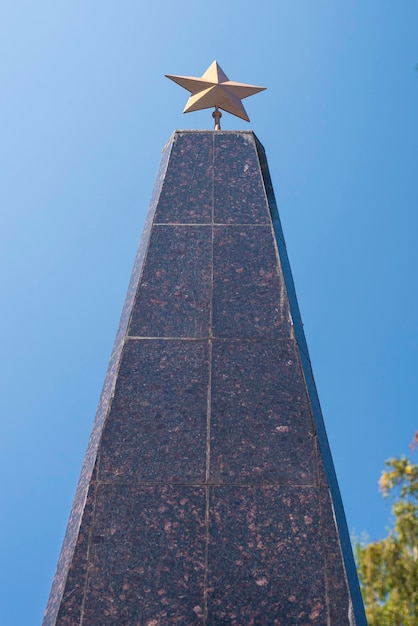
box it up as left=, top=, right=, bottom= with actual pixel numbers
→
left=165, top=61, right=266, bottom=124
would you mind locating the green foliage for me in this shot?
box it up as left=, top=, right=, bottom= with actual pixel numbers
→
left=356, top=435, right=418, bottom=625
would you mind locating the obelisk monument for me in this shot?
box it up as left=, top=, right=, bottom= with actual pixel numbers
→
left=44, top=62, right=367, bottom=625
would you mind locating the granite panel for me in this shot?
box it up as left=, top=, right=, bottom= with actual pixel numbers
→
left=320, top=488, right=352, bottom=625
left=214, top=133, right=269, bottom=224
left=155, top=132, right=213, bottom=224
left=213, top=226, right=290, bottom=338
left=316, top=437, right=330, bottom=487
left=298, top=346, right=365, bottom=622
left=99, top=339, right=209, bottom=484
left=43, top=482, right=96, bottom=626
left=274, top=233, right=310, bottom=360
left=254, top=136, right=286, bottom=245
left=129, top=225, right=212, bottom=338
left=208, top=486, right=327, bottom=625
left=52, top=483, right=96, bottom=626
left=210, top=339, right=317, bottom=484
left=108, top=126, right=173, bottom=363
left=82, top=484, right=206, bottom=625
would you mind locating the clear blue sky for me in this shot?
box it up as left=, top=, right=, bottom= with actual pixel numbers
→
left=1, top=2, right=417, bottom=624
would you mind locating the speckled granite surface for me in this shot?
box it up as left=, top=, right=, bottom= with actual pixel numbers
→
left=44, top=131, right=366, bottom=625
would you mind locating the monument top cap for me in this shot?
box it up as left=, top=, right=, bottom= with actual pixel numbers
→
left=165, top=60, right=266, bottom=130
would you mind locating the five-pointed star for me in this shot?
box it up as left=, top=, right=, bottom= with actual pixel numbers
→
left=165, top=61, right=266, bottom=122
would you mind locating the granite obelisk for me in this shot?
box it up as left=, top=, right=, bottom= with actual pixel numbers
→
left=44, top=65, right=366, bottom=625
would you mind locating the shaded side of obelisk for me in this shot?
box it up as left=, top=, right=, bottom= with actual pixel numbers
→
left=43, top=131, right=367, bottom=625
